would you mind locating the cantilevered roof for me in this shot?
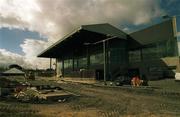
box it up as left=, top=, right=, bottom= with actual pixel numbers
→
left=38, top=23, right=128, bottom=58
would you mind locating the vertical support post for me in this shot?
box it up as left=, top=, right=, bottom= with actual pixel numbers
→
left=55, top=58, right=57, bottom=77
left=140, top=49, right=143, bottom=62
left=50, top=58, right=52, bottom=69
left=87, top=45, right=90, bottom=69
left=62, top=59, right=64, bottom=77
left=103, top=40, right=107, bottom=85
left=106, top=40, right=110, bottom=81
left=72, top=57, right=74, bottom=71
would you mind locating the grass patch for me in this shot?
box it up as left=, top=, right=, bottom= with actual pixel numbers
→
left=0, top=101, right=40, bottom=117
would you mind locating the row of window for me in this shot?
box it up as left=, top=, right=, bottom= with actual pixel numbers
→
left=129, top=40, right=177, bottom=62
left=63, top=55, right=101, bottom=69
left=90, top=53, right=104, bottom=65
left=63, top=47, right=127, bottom=69
left=63, top=40, right=177, bottom=68
left=109, top=48, right=127, bottom=64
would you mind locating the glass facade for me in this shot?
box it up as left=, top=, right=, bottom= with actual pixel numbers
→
left=156, top=41, right=167, bottom=57
left=78, top=57, right=87, bottom=68
left=109, top=48, right=126, bottom=64
left=64, top=59, right=73, bottom=69
left=74, top=58, right=78, bottom=69
left=129, top=39, right=177, bottom=62
left=129, top=50, right=141, bottom=62
left=177, top=16, right=180, bottom=33
left=142, top=44, right=164, bottom=60
left=62, top=40, right=127, bottom=71
left=90, top=53, right=104, bottom=65
left=63, top=57, right=87, bottom=69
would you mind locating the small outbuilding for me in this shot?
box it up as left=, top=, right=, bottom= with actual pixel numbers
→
left=2, top=68, right=25, bottom=76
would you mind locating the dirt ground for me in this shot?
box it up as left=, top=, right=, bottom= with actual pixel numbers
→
left=1, top=79, right=180, bottom=117
left=30, top=79, right=180, bottom=117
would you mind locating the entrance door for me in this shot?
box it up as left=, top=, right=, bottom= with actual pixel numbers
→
left=95, top=69, right=104, bottom=80
left=128, top=68, right=140, bottom=78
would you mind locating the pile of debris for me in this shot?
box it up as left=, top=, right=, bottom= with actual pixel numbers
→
left=0, top=77, right=75, bottom=103
left=14, top=87, right=45, bottom=102
left=14, top=85, right=73, bottom=103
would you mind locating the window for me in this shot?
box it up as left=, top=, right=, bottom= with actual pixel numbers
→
left=74, top=58, right=78, bottom=69
left=64, top=59, right=73, bottom=69
left=156, top=42, right=166, bottom=57
left=90, top=53, right=104, bottom=65
left=141, top=40, right=176, bottom=61
left=109, top=48, right=126, bottom=64
left=129, top=50, right=141, bottom=62
left=166, top=39, right=177, bottom=56
left=78, top=57, right=87, bottom=68
left=142, top=46, right=158, bottom=60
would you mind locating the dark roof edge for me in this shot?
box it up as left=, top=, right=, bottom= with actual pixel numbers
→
left=38, top=23, right=128, bottom=57
left=37, top=26, right=82, bottom=57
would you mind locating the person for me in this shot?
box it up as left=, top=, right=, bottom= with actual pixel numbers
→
left=131, top=75, right=141, bottom=87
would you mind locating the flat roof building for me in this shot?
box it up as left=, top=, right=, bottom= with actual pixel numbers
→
left=38, top=18, right=179, bottom=81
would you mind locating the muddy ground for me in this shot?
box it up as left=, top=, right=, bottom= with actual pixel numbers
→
left=0, top=79, right=180, bottom=117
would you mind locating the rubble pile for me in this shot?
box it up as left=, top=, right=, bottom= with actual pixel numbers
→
left=0, top=77, right=75, bottom=103
left=14, top=85, right=73, bottom=103
left=14, top=87, right=45, bottom=102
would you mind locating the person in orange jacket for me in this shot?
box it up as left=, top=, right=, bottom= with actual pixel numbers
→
left=131, top=75, right=141, bottom=87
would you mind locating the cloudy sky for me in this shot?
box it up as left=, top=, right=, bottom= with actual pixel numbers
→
left=0, top=0, right=180, bottom=69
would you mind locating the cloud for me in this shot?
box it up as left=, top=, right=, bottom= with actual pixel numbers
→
left=0, top=0, right=164, bottom=41
left=20, top=38, right=53, bottom=69
left=20, top=39, right=49, bottom=58
left=0, top=37, right=54, bottom=69
left=0, top=0, right=165, bottom=68
left=0, top=49, right=31, bottom=68
left=0, top=38, right=54, bottom=69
